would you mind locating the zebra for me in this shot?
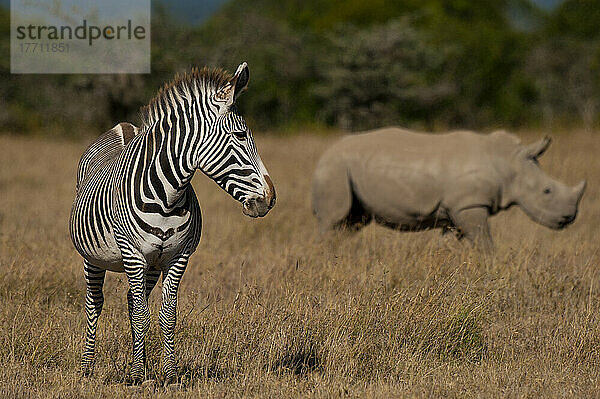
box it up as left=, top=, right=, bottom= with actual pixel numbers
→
left=69, top=62, right=276, bottom=385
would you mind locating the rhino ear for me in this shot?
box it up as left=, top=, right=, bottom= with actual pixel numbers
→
left=524, top=136, right=551, bottom=160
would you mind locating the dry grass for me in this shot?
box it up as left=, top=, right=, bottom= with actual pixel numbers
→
left=0, top=131, right=599, bottom=398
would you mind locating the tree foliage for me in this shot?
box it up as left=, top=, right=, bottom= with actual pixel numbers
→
left=0, top=0, right=598, bottom=136
left=313, top=19, right=452, bottom=130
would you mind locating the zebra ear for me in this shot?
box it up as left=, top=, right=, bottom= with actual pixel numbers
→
left=231, top=62, right=249, bottom=102
left=214, top=62, right=249, bottom=109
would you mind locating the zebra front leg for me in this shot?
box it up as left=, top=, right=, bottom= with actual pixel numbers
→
left=159, top=253, right=190, bottom=385
left=146, top=269, right=162, bottom=299
left=127, top=269, right=162, bottom=333
left=126, top=268, right=161, bottom=369
left=81, top=260, right=106, bottom=376
left=122, top=249, right=151, bottom=384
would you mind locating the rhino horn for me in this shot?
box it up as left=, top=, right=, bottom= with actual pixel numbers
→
left=573, top=180, right=587, bottom=203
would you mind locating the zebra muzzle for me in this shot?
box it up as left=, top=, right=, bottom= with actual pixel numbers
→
left=241, top=175, right=275, bottom=218
left=242, top=196, right=272, bottom=218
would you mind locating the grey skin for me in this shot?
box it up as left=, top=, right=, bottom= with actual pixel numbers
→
left=312, top=127, right=586, bottom=251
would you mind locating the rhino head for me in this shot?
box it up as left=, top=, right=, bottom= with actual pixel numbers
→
left=503, top=136, right=586, bottom=230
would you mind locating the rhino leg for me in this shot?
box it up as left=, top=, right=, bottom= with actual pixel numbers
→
left=312, top=163, right=354, bottom=232
left=450, top=207, right=494, bottom=252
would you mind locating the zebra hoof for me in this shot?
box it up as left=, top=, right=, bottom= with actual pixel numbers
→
left=126, top=372, right=145, bottom=386
left=141, top=379, right=157, bottom=391
left=166, top=383, right=184, bottom=392
left=80, top=364, right=94, bottom=377
left=162, top=364, right=178, bottom=386
left=125, top=385, right=143, bottom=393
left=125, top=379, right=155, bottom=392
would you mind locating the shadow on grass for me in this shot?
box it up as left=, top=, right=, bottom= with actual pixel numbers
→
left=176, top=347, right=323, bottom=385
left=272, top=348, right=322, bottom=375
left=178, top=363, right=231, bottom=382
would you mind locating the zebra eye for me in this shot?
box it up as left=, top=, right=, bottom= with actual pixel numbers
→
left=232, top=130, right=247, bottom=140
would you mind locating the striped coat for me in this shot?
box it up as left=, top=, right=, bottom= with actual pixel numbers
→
left=70, top=63, right=275, bottom=384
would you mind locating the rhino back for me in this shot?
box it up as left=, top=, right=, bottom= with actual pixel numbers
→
left=337, top=128, right=504, bottom=223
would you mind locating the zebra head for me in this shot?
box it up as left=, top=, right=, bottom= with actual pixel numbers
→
left=198, top=62, right=276, bottom=218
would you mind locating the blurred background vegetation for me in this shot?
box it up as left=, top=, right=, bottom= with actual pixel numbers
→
left=0, top=0, right=598, bottom=137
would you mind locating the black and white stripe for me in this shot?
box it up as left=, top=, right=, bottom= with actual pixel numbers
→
left=70, top=62, right=275, bottom=384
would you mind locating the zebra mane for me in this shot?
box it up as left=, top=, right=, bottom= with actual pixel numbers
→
left=140, top=66, right=233, bottom=130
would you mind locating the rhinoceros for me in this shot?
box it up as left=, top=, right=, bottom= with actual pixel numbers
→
left=312, top=127, right=586, bottom=251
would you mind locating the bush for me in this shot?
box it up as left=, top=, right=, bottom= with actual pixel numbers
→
left=313, top=18, right=453, bottom=131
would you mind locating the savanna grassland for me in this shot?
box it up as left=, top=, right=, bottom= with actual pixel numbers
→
left=0, top=131, right=599, bottom=398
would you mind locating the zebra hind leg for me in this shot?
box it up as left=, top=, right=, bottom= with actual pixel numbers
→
left=81, top=260, right=106, bottom=377
left=159, top=254, right=189, bottom=385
